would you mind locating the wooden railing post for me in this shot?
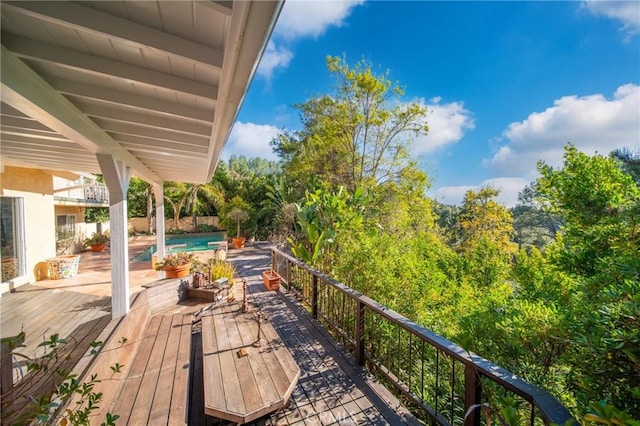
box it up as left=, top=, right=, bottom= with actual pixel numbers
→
left=355, top=300, right=365, bottom=365
left=312, top=275, right=318, bottom=319
left=464, top=364, right=481, bottom=426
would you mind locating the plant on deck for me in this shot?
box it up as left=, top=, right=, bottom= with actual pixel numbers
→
left=83, top=232, right=109, bottom=247
left=154, top=252, right=195, bottom=270
left=0, top=331, right=121, bottom=425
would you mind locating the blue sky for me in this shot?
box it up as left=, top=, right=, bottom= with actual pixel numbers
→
left=223, top=0, right=640, bottom=206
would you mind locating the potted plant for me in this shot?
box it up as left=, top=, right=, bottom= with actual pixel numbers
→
left=155, top=252, right=195, bottom=278
left=83, top=232, right=109, bottom=252
left=220, top=196, right=251, bottom=249
left=229, top=207, right=249, bottom=248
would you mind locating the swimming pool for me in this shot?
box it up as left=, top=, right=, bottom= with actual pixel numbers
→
left=132, top=233, right=226, bottom=262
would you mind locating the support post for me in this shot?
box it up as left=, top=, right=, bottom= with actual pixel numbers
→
left=97, top=154, right=131, bottom=318
left=464, top=364, right=481, bottom=426
left=312, top=275, right=318, bottom=319
left=355, top=300, right=365, bottom=365
left=153, top=183, right=165, bottom=279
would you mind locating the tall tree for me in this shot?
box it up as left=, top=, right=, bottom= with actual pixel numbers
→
left=512, top=183, right=561, bottom=249
left=453, top=186, right=516, bottom=288
left=612, top=147, right=640, bottom=186
left=163, top=182, right=223, bottom=231
left=536, top=144, right=640, bottom=413
left=454, top=186, right=516, bottom=254
left=272, top=55, right=429, bottom=192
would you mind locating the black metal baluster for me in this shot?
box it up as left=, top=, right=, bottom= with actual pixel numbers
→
left=421, top=339, right=425, bottom=401
left=450, top=360, right=455, bottom=424
left=435, top=349, right=439, bottom=416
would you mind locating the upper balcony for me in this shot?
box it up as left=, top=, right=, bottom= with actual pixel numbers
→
left=53, top=175, right=109, bottom=207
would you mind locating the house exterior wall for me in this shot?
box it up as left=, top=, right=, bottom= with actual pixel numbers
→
left=1, top=166, right=56, bottom=291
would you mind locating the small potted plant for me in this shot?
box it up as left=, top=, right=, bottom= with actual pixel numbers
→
left=155, top=252, right=195, bottom=278
left=221, top=196, right=251, bottom=249
left=229, top=207, right=249, bottom=249
left=83, top=232, right=109, bottom=252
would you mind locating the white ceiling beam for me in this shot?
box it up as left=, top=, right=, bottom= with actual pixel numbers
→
left=1, top=144, right=93, bottom=157
left=114, top=134, right=209, bottom=154
left=1, top=102, right=30, bottom=117
left=0, top=131, right=70, bottom=143
left=0, top=44, right=162, bottom=184
left=0, top=115, right=56, bottom=131
left=95, top=120, right=210, bottom=147
left=77, top=102, right=212, bottom=136
left=3, top=34, right=218, bottom=100
left=48, top=77, right=214, bottom=123
left=200, top=1, right=234, bottom=16
left=3, top=1, right=224, bottom=70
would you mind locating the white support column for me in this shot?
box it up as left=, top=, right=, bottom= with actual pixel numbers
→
left=97, top=154, right=132, bottom=318
left=153, top=183, right=166, bottom=279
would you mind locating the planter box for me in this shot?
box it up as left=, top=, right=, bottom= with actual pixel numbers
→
left=163, top=263, right=191, bottom=279
left=262, top=270, right=281, bottom=291
left=47, top=255, right=81, bottom=279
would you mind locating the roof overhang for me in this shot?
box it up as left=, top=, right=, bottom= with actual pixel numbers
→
left=1, top=1, right=282, bottom=185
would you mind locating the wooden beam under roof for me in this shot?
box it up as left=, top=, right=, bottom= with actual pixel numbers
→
left=48, top=78, right=215, bottom=123
left=3, top=34, right=218, bottom=100
left=2, top=1, right=224, bottom=70
left=0, top=44, right=162, bottom=184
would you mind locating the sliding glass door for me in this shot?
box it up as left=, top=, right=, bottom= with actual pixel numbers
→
left=1, top=197, right=25, bottom=282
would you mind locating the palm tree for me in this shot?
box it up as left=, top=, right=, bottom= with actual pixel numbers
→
left=164, top=182, right=224, bottom=231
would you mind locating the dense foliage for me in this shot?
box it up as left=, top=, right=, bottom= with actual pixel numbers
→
left=268, top=57, right=639, bottom=420
left=94, top=55, right=639, bottom=420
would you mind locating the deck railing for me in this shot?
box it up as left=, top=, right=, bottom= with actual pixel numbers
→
left=271, top=248, right=575, bottom=426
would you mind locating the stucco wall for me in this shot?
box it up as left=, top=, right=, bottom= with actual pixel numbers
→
left=1, top=167, right=56, bottom=289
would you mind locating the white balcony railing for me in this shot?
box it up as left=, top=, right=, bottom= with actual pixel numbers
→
left=53, top=176, right=109, bottom=204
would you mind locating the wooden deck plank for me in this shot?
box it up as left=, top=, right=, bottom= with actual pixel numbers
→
left=222, top=304, right=264, bottom=415
left=201, top=314, right=225, bottom=419
left=234, top=308, right=280, bottom=408
left=213, top=307, right=246, bottom=416
left=168, top=314, right=192, bottom=425
left=111, top=314, right=163, bottom=421
left=148, top=314, right=184, bottom=424
left=127, top=314, right=173, bottom=425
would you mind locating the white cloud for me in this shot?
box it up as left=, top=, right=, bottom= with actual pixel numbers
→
left=257, top=1, right=364, bottom=79
left=275, top=0, right=365, bottom=40
left=257, top=41, right=293, bottom=80
left=431, top=177, right=529, bottom=208
left=583, top=0, right=640, bottom=36
left=411, top=97, right=475, bottom=154
left=224, top=122, right=281, bottom=161
left=431, top=185, right=476, bottom=206
left=486, top=83, right=640, bottom=178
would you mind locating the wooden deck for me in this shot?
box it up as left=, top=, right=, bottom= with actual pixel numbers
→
left=201, top=300, right=300, bottom=423
left=1, top=243, right=417, bottom=425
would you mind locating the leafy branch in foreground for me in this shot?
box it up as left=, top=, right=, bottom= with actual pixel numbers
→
left=1, top=331, right=122, bottom=425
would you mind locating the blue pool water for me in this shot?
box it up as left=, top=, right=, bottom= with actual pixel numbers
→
left=132, top=233, right=225, bottom=262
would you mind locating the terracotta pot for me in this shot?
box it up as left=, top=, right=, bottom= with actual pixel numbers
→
left=232, top=237, right=246, bottom=249
left=163, top=263, right=191, bottom=279
left=90, top=243, right=106, bottom=252
left=262, top=270, right=281, bottom=291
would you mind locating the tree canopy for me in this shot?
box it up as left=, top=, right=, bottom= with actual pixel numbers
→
left=271, top=55, right=429, bottom=193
